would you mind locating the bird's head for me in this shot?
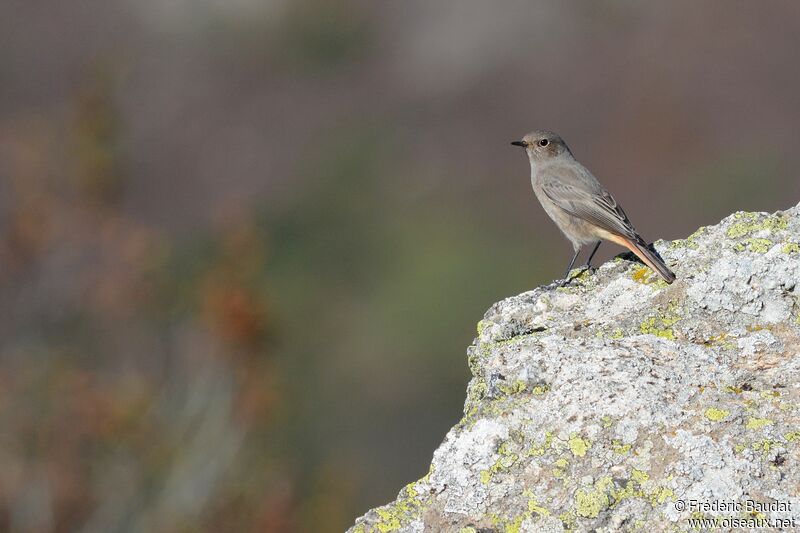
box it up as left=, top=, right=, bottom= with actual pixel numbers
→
left=511, top=130, right=572, bottom=162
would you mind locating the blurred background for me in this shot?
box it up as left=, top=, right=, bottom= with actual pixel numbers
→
left=1, top=1, right=799, bottom=531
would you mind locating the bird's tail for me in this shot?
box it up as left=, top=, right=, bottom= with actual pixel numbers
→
left=623, top=236, right=676, bottom=283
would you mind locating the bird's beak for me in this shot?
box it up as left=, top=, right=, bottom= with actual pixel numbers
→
left=510, top=141, right=526, bottom=147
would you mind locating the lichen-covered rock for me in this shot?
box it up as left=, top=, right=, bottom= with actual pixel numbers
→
left=349, top=204, right=800, bottom=533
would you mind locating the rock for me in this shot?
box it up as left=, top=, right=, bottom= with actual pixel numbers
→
left=349, top=204, right=800, bottom=533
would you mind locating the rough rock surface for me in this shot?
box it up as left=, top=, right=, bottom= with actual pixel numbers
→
left=349, top=204, right=800, bottom=533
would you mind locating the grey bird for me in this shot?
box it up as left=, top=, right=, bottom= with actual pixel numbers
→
left=511, top=130, right=675, bottom=285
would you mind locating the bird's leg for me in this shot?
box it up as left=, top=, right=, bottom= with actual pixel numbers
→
left=558, top=248, right=582, bottom=287
left=581, top=240, right=602, bottom=271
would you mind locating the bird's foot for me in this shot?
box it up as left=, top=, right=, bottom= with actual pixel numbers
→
left=554, top=266, right=597, bottom=289
left=542, top=280, right=563, bottom=290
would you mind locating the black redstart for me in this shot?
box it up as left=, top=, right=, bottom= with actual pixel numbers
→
left=511, top=130, right=675, bottom=285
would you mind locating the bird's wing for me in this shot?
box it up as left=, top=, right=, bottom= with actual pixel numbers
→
left=539, top=171, right=639, bottom=241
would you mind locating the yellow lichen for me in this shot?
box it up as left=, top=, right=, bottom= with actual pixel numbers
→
left=558, top=510, right=577, bottom=530
left=572, top=468, right=676, bottom=519
left=745, top=417, right=774, bottom=430
left=371, top=482, right=425, bottom=531
left=527, top=498, right=550, bottom=517
left=726, top=212, right=787, bottom=238
left=575, top=476, right=613, bottom=518
left=782, top=242, right=800, bottom=254
left=375, top=508, right=402, bottom=532
left=503, top=514, right=525, bottom=533
left=481, top=442, right=519, bottom=484
left=612, top=440, right=632, bottom=455
left=631, top=469, right=649, bottom=484
left=595, top=327, right=625, bottom=340
left=704, top=333, right=731, bottom=347
left=568, top=435, right=591, bottom=457
left=484, top=491, right=552, bottom=533
left=649, top=487, right=675, bottom=505
left=631, top=265, right=669, bottom=288
left=632, top=266, right=650, bottom=283
left=640, top=317, right=676, bottom=339
left=752, top=439, right=776, bottom=455
left=704, top=407, right=730, bottom=422
left=531, top=384, right=550, bottom=395
left=463, top=377, right=488, bottom=418
left=526, top=431, right=554, bottom=457
left=552, top=457, right=569, bottom=479
left=639, top=301, right=681, bottom=339
left=733, top=238, right=774, bottom=253
left=670, top=226, right=707, bottom=249
left=498, top=380, right=527, bottom=395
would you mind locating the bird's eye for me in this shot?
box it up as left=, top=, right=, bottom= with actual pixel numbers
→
left=538, top=139, right=549, bottom=147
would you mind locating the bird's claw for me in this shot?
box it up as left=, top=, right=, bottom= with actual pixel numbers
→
left=552, top=266, right=597, bottom=289
left=557, top=276, right=572, bottom=288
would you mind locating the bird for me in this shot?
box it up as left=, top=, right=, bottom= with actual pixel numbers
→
left=511, top=130, right=675, bottom=286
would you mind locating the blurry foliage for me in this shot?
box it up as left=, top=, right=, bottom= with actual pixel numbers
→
left=0, top=92, right=300, bottom=532
left=262, top=123, right=545, bottom=516
left=271, top=0, right=373, bottom=71
left=72, top=65, right=124, bottom=204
